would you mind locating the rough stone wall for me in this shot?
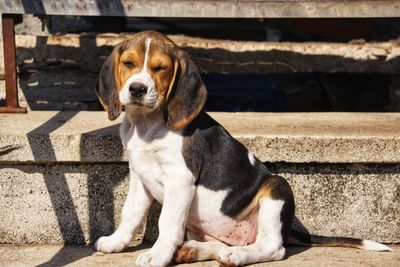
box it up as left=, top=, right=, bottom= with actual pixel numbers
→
left=1, top=162, right=399, bottom=244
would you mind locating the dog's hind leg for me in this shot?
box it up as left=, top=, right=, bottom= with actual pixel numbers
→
left=175, top=176, right=295, bottom=266
left=216, top=175, right=295, bottom=266
left=174, top=197, right=291, bottom=265
left=216, top=198, right=286, bottom=266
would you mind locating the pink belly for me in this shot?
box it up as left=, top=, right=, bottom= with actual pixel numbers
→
left=187, top=209, right=259, bottom=246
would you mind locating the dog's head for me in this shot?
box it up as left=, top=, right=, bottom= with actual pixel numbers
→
left=95, top=31, right=207, bottom=130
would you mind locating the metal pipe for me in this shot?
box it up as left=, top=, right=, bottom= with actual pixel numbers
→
left=0, top=14, right=27, bottom=113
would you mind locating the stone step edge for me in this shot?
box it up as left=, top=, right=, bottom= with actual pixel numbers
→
left=1, top=111, right=400, bottom=163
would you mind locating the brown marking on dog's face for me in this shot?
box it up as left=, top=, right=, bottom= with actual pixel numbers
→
left=146, top=38, right=176, bottom=105
left=117, top=39, right=146, bottom=91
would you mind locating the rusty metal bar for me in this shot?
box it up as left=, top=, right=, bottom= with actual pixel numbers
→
left=0, top=14, right=26, bottom=113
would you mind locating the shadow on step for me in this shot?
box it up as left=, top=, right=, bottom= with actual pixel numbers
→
left=17, top=108, right=82, bottom=266
left=24, top=111, right=86, bottom=267
left=27, top=112, right=85, bottom=244
left=285, top=217, right=311, bottom=259
left=35, top=246, right=93, bottom=267
left=22, top=110, right=126, bottom=266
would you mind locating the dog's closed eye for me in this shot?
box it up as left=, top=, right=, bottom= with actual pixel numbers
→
left=123, top=61, right=135, bottom=69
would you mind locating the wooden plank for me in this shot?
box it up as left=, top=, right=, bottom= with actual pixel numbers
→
left=0, top=0, right=399, bottom=18
left=5, top=33, right=400, bottom=74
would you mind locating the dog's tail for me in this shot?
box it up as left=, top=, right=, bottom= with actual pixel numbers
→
left=287, top=230, right=392, bottom=251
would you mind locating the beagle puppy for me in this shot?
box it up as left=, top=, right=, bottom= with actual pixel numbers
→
left=94, top=31, right=391, bottom=267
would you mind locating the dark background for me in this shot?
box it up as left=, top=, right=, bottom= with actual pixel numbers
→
left=14, top=17, right=400, bottom=112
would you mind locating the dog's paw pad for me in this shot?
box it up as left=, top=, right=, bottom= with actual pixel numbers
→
left=174, top=244, right=196, bottom=263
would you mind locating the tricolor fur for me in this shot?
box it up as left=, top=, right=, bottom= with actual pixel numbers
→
left=94, top=31, right=391, bottom=267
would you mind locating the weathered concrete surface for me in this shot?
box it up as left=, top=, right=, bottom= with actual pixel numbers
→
left=0, top=163, right=130, bottom=244
left=0, top=111, right=124, bottom=163
left=0, top=244, right=399, bottom=267
left=276, top=163, right=400, bottom=243
left=0, top=163, right=399, bottom=244
left=1, top=111, right=400, bottom=163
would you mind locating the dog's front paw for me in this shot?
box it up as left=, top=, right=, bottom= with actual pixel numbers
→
left=94, top=235, right=129, bottom=253
left=135, top=250, right=171, bottom=267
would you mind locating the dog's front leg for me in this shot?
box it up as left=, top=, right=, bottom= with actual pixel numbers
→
left=95, top=172, right=153, bottom=253
left=136, top=176, right=195, bottom=267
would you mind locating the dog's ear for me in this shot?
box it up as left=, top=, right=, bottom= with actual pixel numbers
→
left=165, top=50, right=207, bottom=129
left=95, top=45, right=123, bottom=121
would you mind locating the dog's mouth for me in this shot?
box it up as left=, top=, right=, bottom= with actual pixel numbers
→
left=126, top=99, right=154, bottom=109
left=132, top=99, right=145, bottom=106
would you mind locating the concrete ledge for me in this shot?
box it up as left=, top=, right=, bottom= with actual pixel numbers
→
left=0, top=244, right=399, bottom=267
left=1, top=111, right=400, bottom=163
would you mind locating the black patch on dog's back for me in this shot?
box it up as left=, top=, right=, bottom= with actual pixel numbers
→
left=183, top=112, right=270, bottom=217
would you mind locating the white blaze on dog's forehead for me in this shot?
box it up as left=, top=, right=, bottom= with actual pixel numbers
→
left=143, top=38, right=152, bottom=71
left=248, top=152, right=256, bottom=166
left=119, top=38, right=157, bottom=107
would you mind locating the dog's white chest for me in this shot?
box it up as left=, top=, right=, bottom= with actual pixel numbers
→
left=122, top=121, right=188, bottom=203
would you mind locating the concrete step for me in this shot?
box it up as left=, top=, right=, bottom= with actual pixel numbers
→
left=2, top=111, right=400, bottom=163
left=0, top=244, right=399, bottom=267
left=0, top=111, right=399, bottom=244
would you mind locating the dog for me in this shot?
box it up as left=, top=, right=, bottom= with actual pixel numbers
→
left=94, top=31, right=391, bottom=266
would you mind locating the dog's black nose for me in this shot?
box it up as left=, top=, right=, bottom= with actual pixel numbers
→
left=129, top=83, right=148, bottom=98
